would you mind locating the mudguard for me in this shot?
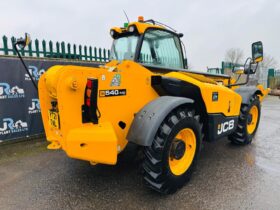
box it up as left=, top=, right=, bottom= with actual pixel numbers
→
left=126, top=96, right=193, bottom=146
left=234, top=86, right=263, bottom=105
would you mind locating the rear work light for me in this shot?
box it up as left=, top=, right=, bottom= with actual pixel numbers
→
left=82, top=78, right=100, bottom=124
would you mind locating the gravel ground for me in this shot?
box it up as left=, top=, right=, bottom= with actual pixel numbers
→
left=0, top=96, right=279, bottom=210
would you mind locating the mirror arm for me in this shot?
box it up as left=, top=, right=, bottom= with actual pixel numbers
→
left=251, top=62, right=259, bottom=74
left=227, top=73, right=250, bottom=88
left=227, top=57, right=252, bottom=88
left=228, top=40, right=263, bottom=88
left=13, top=42, right=38, bottom=91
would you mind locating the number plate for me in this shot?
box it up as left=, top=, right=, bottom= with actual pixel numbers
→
left=48, top=110, right=60, bottom=129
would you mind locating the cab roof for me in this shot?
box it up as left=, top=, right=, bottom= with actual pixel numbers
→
left=111, top=21, right=165, bottom=35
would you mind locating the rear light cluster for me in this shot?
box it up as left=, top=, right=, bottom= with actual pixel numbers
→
left=82, top=78, right=99, bottom=124
left=85, top=80, right=93, bottom=106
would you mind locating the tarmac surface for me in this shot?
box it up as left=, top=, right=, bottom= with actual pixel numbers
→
left=0, top=96, right=279, bottom=210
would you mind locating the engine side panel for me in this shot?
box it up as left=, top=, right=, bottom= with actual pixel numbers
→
left=162, top=72, right=242, bottom=117
left=151, top=72, right=242, bottom=141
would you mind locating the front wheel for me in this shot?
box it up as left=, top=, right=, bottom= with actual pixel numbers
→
left=229, top=95, right=261, bottom=145
left=142, top=107, right=202, bottom=194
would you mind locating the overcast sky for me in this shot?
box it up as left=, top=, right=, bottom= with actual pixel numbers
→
left=1, top=0, right=279, bottom=70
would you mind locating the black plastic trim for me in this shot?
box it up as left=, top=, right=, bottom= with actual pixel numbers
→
left=208, top=114, right=238, bottom=141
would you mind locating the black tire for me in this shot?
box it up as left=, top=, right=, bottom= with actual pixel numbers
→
left=229, top=95, right=261, bottom=145
left=142, top=106, right=202, bottom=194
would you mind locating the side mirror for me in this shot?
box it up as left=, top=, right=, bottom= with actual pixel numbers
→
left=252, top=41, right=263, bottom=63
left=14, top=33, right=31, bottom=49
left=232, top=66, right=245, bottom=74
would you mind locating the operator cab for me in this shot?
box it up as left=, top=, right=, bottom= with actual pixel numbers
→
left=110, top=17, right=187, bottom=71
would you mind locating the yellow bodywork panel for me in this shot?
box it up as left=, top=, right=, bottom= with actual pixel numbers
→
left=39, top=61, right=158, bottom=164
left=257, top=84, right=270, bottom=102
left=39, top=59, right=268, bottom=165
left=111, top=22, right=164, bottom=35
left=44, top=65, right=64, bottom=99
left=165, top=72, right=242, bottom=117
left=129, top=22, right=164, bottom=34
left=66, top=122, right=117, bottom=164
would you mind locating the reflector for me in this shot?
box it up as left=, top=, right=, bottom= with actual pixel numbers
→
left=86, top=98, right=91, bottom=106
left=86, top=89, right=92, bottom=98
left=87, top=80, right=92, bottom=89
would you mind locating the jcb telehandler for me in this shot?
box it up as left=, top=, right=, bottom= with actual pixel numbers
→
left=14, top=16, right=269, bottom=194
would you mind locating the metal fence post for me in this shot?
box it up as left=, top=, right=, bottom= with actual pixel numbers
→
left=107, top=50, right=110, bottom=61
left=73, top=44, right=77, bottom=59
left=67, top=43, right=71, bottom=59
left=11, top=37, right=16, bottom=55
left=98, top=48, right=102, bottom=62
left=42, top=40, right=47, bottom=57
left=84, top=46, right=88, bottom=60
left=61, top=42, right=66, bottom=59
left=89, top=46, right=93, bottom=61
left=94, top=47, right=97, bottom=61
left=2, top=36, right=8, bottom=55
left=56, top=42, right=60, bottom=57
left=28, top=42, right=33, bottom=57
left=35, top=39, right=40, bottom=57
left=79, top=45, right=82, bottom=60
left=103, top=49, right=106, bottom=62
left=49, top=41, right=53, bottom=57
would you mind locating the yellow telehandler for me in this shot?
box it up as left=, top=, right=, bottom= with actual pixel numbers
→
left=14, top=17, right=269, bottom=194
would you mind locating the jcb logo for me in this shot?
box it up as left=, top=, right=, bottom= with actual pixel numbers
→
left=217, top=120, right=234, bottom=135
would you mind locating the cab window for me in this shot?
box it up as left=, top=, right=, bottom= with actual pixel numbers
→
left=110, top=35, right=138, bottom=61
left=139, top=30, right=184, bottom=69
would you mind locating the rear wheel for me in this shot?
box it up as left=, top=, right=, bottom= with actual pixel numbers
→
left=142, top=107, right=202, bottom=194
left=229, top=95, right=261, bottom=145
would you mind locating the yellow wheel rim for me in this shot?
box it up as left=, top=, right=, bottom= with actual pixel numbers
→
left=247, top=105, right=259, bottom=135
left=169, top=128, right=196, bottom=176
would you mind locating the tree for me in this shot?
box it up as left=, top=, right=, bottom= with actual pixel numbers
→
left=225, top=48, right=244, bottom=64
left=260, top=54, right=278, bottom=70
left=255, top=54, right=279, bottom=82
